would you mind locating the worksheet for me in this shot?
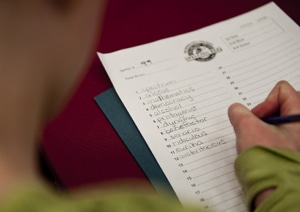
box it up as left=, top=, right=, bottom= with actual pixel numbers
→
left=98, top=2, right=300, bottom=211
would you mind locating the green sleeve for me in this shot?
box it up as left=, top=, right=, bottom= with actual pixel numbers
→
left=0, top=183, right=202, bottom=212
left=235, top=146, right=300, bottom=211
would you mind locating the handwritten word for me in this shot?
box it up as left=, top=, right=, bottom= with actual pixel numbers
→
left=178, top=140, right=227, bottom=159
left=170, top=128, right=206, bottom=140
left=153, top=104, right=182, bottom=116
left=141, top=60, right=152, bottom=66
left=175, top=140, right=204, bottom=153
left=145, top=87, right=195, bottom=101
left=155, top=106, right=197, bottom=123
left=162, top=115, right=199, bottom=127
left=148, top=95, right=193, bottom=109
left=172, top=133, right=203, bottom=147
left=138, top=81, right=177, bottom=93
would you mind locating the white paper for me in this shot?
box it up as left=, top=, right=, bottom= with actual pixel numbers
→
left=98, top=2, right=300, bottom=211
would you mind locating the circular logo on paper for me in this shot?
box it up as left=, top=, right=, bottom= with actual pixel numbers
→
left=185, top=41, right=222, bottom=62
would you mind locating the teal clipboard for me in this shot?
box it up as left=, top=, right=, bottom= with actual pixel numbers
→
left=94, top=88, right=176, bottom=197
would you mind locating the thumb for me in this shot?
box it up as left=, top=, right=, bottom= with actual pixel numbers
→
left=228, top=103, right=255, bottom=130
left=228, top=103, right=261, bottom=153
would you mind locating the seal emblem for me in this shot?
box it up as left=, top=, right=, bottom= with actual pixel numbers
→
left=185, top=41, right=222, bottom=62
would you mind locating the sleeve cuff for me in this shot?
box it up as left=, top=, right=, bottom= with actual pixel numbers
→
left=235, top=146, right=300, bottom=211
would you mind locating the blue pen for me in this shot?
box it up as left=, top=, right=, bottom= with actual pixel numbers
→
left=262, top=114, right=300, bottom=125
